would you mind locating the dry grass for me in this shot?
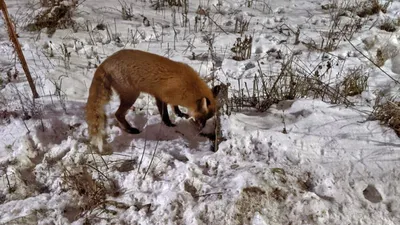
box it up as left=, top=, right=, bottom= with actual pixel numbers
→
left=375, top=49, right=386, bottom=67
left=374, top=44, right=399, bottom=67
left=303, top=15, right=363, bottom=52
left=25, top=1, right=79, bottom=36
left=150, top=0, right=187, bottom=11
left=231, top=36, right=252, bottom=61
left=340, top=65, right=369, bottom=97
left=118, top=0, right=135, bottom=20
left=379, top=18, right=397, bottom=32
left=230, top=55, right=354, bottom=113
left=61, top=165, right=122, bottom=218
left=356, top=0, right=392, bottom=18
left=234, top=16, right=250, bottom=35
left=0, top=109, right=20, bottom=125
left=372, top=98, right=400, bottom=137
left=306, top=0, right=366, bottom=52
left=234, top=186, right=268, bottom=225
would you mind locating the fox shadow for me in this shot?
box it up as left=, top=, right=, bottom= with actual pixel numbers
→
left=33, top=100, right=87, bottom=149
left=33, top=99, right=211, bottom=153
left=108, top=113, right=210, bottom=152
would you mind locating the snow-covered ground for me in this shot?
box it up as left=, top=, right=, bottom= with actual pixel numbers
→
left=1, top=0, right=400, bottom=224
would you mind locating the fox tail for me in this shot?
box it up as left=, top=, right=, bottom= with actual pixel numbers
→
left=85, top=66, right=112, bottom=153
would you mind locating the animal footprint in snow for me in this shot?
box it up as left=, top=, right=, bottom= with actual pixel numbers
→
left=363, top=184, right=382, bottom=203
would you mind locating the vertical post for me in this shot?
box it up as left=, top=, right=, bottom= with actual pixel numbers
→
left=0, top=0, right=39, bottom=99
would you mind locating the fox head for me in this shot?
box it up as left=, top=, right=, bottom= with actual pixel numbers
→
left=190, top=85, right=222, bottom=129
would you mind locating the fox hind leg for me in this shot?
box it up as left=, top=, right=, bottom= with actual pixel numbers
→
left=173, top=105, right=189, bottom=119
left=156, top=98, right=176, bottom=127
left=115, top=94, right=140, bottom=134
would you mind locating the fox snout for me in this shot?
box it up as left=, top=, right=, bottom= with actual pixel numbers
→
left=189, top=96, right=217, bottom=130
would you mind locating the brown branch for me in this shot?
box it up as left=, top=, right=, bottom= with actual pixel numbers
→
left=0, top=0, right=39, bottom=98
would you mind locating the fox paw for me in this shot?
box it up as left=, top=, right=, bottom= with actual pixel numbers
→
left=177, top=113, right=189, bottom=119
left=126, top=127, right=141, bottom=134
left=165, top=122, right=176, bottom=127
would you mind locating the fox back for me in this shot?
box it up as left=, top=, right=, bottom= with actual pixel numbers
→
left=102, top=49, right=217, bottom=114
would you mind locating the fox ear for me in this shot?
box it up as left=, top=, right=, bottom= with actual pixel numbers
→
left=212, top=85, right=221, bottom=97
left=197, top=97, right=210, bottom=112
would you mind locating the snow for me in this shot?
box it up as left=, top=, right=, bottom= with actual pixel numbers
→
left=1, top=0, right=400, bottom=224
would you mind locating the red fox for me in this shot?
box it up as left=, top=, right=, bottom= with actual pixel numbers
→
left=85, top=49, right=221, bottom=153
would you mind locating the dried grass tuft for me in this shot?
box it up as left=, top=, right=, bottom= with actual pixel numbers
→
left=61, top=165, right=121, bottom=218
left=356, top=0, right=391, bottom=17
left=26, top=1, right=79, bottom=36
left=372, top=98, right=400, bottom=137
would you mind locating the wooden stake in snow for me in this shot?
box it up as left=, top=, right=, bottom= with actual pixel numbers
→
left=0, top=0, right=39, bottom=98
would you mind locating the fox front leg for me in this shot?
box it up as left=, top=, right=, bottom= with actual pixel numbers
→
left=155, top=98, right=176, bottom=127
left=173, top=105, right=189, bottom=119
left=115, top=96, right=141, bottom=134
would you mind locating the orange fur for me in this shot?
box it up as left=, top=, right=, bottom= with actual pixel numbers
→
left=85, top=49, right=219, bottom=153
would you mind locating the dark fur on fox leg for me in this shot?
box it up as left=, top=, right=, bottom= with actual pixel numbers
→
left=127, top=127, right=141, bottom=134
left=156, top=98, right=176, bottom=127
